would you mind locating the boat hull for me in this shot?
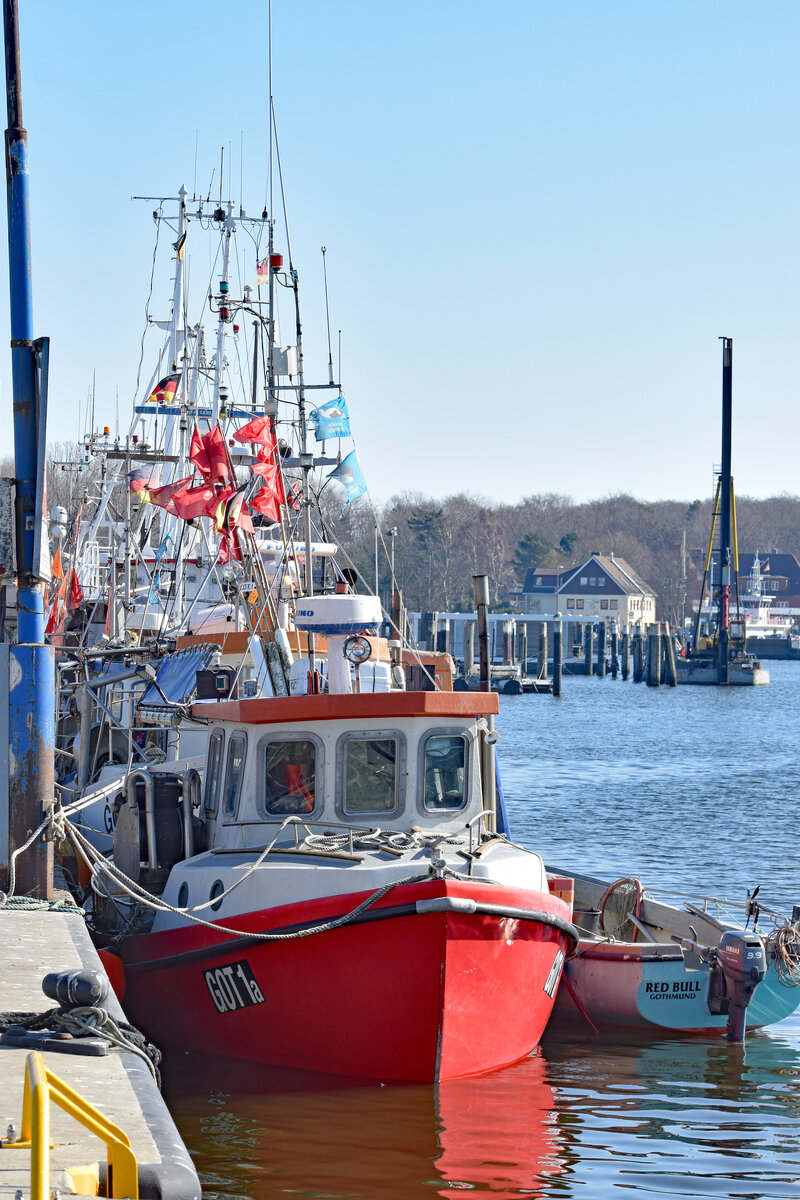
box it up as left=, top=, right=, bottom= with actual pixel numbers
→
left=550, top=940, right=800, bottom=1034
left=119, top=878, right=572, bottom=1082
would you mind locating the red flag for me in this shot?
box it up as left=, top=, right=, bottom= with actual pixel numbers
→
left=146, top=475, right=194, bottom=514
left=233, top=415, right=276, bottom=452
left=248, top=462, right=284, bottom=523
left=170, top=480, right=218, bottom=520
left=202, top=426, right=230, bottom=484
left=189, top=427, right=210, bottom=478
left=67, top=567, right=83, bottom=614
left=51, top=545, right=64, bottom=580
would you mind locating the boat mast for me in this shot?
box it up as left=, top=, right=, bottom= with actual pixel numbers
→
left=718, top=337, right=733, bottom=683
left=212, top=199, right=234, bottom=422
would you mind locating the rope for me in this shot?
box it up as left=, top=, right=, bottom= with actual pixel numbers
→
left=0, top=807, right=82, bottom=912
left=69, top=815, right=440, bottom=941
left=0, top=1006, right=161, bottom=1085
left=766, top=922, right=800, bottom=988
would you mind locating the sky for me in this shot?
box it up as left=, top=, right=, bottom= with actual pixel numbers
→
left=1, top=0, right=799, bottom=506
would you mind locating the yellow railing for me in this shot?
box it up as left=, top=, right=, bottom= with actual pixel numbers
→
left=0, top=1050, right=138, bottom=1199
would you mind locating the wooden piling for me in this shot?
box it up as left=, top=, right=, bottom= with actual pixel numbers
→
left=552, top=618, right=562, bottom=697
left=537, top=621, right=548, bottom=679
left=584, top=623, right=594, bottom=676
left=419, top=611, right=435, bottom=651
left=610, top=624, right=619, bottom=679
left=502, top=620, right=515, bottom=666
left=621, top=628, right=630, bottom=680
left=632, top=628, right=644, bottom=682
left=663, top=621, right=678, bottom=687
left=646, top=624, right=662, bottom=687
left=597, top=622, right=607, bottom=678
left=436, top=617, right=450, bottom=656
left=518, top=622, right=528, bottom=678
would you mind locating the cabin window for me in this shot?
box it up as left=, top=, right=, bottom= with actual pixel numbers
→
left=204, top=730, right=225, bottom=815
left=338, top=733, right=403, bottom=815
left=221, top=733, right=247, bottom=818
left=264, top=738, right=319, bottom=815
left=421, top=733, right=468, bottom=811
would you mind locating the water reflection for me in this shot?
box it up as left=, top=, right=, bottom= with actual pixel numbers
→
left=163, top=1027, right=800, bottom=1200
left=163, top=1050, right=571, bottom=1199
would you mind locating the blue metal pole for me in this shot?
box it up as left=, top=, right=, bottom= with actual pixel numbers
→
left=3, top=0, right=53, bottom=897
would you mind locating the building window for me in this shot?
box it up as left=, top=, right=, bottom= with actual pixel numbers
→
left=535, top=576, right=542, bottom=586
left=598, top=577, right=605, bottom=585
left=567, top=598, right=575, bottom=609
left=265, top=738, right=318, bottom=814
left=610, top=599, right=618, bottom=610
left=589, top=577, right=596, bottom=586
left=601, top=599, right=608, bottom=610
left=580, top=577, right=587, bottom=585
left=576, top=599, right=584, bottom=610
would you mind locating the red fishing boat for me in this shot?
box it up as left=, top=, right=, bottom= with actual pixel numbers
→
left=95, top=667, right=576, bottom=1081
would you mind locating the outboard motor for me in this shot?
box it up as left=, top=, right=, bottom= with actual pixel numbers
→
left=707, top=930, right=767, bottom=1042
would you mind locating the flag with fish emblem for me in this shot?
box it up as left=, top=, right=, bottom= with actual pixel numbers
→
left=145, top=373, right=181, bottom=405
left=327, top=449, right=366, bottom=514
left=309, top=395, right=350, bottom=442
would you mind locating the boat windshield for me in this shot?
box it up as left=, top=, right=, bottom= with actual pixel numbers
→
left=342, top=737, right=399, bottom=814
left=423, top=734, right=467, bottom=810
left=265, top=739, right=317, bottom=814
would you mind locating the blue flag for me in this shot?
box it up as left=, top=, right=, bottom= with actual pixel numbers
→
left=309, top=395, right=350, bottom=442
left=327, top=450, right=367, bottom=513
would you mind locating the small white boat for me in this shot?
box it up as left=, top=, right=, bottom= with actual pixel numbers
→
left=545, top=869, right=800, bottom=1040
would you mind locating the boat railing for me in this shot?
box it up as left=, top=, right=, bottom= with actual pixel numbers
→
left=642, top=884, right=790, bottom=928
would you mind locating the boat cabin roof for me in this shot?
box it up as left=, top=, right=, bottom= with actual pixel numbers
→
left=192, top=690, right=499, bottom=725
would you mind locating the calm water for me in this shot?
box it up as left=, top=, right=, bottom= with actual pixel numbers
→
left=164, top=662, right=800, bottom=1199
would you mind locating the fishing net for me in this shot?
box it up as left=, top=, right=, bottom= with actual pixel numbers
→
left=598, top=877, right=643, bottom=941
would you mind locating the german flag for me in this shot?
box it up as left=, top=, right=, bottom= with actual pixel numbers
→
left=145, top=373, right=181, bottom=405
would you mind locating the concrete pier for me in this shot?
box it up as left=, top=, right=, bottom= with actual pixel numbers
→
left=0, top=906, right=199, bottom=1199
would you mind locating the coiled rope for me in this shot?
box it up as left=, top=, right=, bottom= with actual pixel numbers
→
left=766, top=922, right=800, bottom=987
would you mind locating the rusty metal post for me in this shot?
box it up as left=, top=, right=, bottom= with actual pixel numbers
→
left=3, top=0, right=53, bottom=897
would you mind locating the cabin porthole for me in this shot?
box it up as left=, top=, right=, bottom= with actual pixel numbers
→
left=177, top=882, right=189, bottom=909
left=209, top=879, right=224, bottom=912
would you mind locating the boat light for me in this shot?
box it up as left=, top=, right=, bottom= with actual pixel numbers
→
left=270, top=253, right=283, bottom=270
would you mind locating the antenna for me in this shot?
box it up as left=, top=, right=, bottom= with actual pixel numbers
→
left=321, top=246, right=334, bottom=384
left=218, top=146, right=224, bottom=208
left=115, top=386, right=120, bottom=439
left=239, top=130, right=244, bottom=217
left=90, top=370, right=96, bottom=436
left=193, top=130, right=199, bottom=199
